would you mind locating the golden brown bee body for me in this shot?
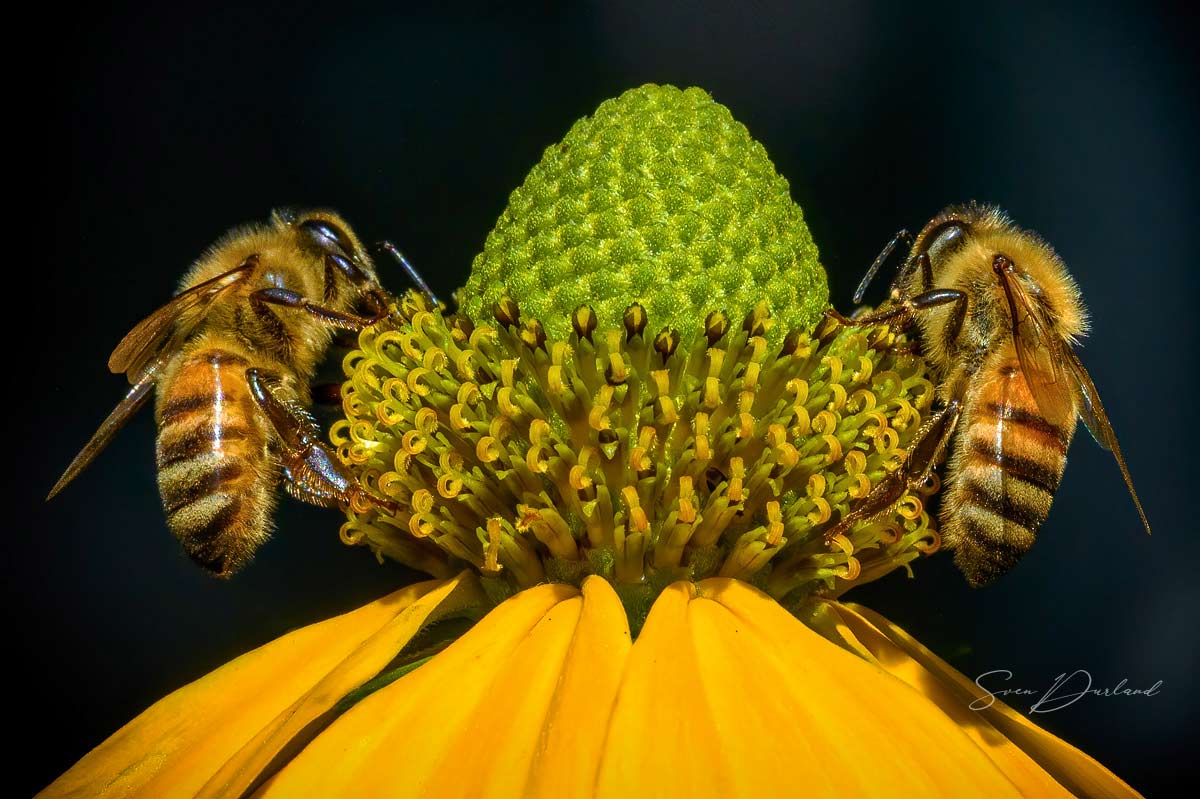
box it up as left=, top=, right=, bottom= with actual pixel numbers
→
left=827, top=204, right=1149, bottom=586
left=154, top=341, right=276, bottom=574
left=50, top=209, right=398, bottom=576
left=941, top=351, right=1077, bottom=582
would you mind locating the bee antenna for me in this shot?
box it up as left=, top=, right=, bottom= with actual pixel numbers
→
left=374, top=241, right=442, bottom=309
left=853, top=229, right=913, bottom=305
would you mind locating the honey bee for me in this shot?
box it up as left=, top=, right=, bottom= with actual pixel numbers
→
left=48, top=209, right=402, bottom=577
left=825, top=203, right=1150, bottom=586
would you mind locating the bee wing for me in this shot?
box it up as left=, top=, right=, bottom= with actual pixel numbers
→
left=1000, top=263, right=1151, bottom=536
left=108, top=262, right=254, bottom=380
left=1061, top=348, right=1152, bottom=535
left=48, top=262, right=254, bottom=500
left=998, top=267, right=1076, bottom=424
left=46, top=363, right=159, bottom=500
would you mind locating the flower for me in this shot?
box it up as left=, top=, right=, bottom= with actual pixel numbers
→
left=44, top=576, right=1140, bottom=798
left=42, top=85, right=1144, bottom=797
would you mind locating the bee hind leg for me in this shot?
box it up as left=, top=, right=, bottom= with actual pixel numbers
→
left=823, top=398, right=962, bottom=541
left=246, top=368, right=398, bottom=514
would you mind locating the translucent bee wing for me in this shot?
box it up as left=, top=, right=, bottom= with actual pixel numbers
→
left=46, top=363, right=158, bottom=500
left=997, top=266, right=1076, bottom=425
left=50, top=261, right=256, bottom=500
left=108, top=261, right=254, bottom=380
left=1061, top=347, right=1153, bottom=536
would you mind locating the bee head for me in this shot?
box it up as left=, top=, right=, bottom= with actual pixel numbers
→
left=271, top=208, right=376, bottom=275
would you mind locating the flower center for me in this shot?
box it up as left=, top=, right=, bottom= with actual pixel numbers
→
left=331, top=292, right=940, bottom=627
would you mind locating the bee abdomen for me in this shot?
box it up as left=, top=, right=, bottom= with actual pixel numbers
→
left=967, top=439, right=1064, bottom=495
left=944, top=407, right=1068, bottom=585
left=981, top=402, right=1071, bottom=452
left=952, top=507, right=1036, bottom=587
left=155, top=350, right=274, bottom=577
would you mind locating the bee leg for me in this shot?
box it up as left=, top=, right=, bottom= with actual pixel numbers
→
left=245, top=368, right=398, bottom=514
left=823, top=399, right=962, bottom=540
left=375, top=240, right=444, bottom=310
left=247, top=294, right=296, bottom=361
left=251, top=288, right=388, bottom=332
left=825, top=304, right=911, bottom=328
left=915, top=252, right=935, bottom=292
left=890, top=340, right=922, bottom=356
left=825, top=287, right=966, bottom=333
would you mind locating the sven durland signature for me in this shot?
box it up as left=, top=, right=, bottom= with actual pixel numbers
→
left=971, top=669, right=1162, bottom=714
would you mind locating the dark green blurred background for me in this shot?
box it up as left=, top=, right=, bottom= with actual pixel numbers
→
left=17, top=2, right=1197, bottom=795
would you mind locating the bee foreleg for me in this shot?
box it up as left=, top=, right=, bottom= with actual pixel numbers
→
left=823, top=399, right=962, bottom=540
left=916, top=252, right=934, bottom=292
left=251, top=287, right=387, bottom=333
left=892, top=250, right=936, bottom=293
left=824, top=303, right=911, bottom=328
left=825, top=287, right=966, bottom=337
left=246, top=368, right=398, bottom=514
left=911, top=287, right=968, bottom=350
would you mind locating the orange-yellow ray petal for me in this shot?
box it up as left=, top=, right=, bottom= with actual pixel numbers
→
left=808, top=599, right=1074, bottom=797
left=40, top=577, right=461, bottom=799
left=596, top=582, right=737, bottom=798
left=840, top=601, right=1144, bottom=799
left=426, top=594, right=584, bottom=797
left=195, top=572, right=487, bottom=798
left=696, top=578, right=1029, bottom=798
left=254, top=582, right=579, bottom=798
left=683, top=595, right=827, bottom=797
left=525, top=576, right=632, bottom=798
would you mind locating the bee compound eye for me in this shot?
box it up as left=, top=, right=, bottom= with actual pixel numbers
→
left=927, top=224, right=965, bottom=264
left=298, top=218, right=356, bottom=257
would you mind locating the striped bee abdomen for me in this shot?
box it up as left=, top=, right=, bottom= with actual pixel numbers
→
left=943, top=359, right=1077, bottom=586
left=155, top=349, right=276, bottom=577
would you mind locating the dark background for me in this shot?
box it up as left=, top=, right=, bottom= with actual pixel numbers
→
left=14, top=1, right=1197, bottom=796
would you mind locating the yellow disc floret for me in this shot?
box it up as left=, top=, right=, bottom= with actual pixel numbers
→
left=332, top=294, right=939, bottom=627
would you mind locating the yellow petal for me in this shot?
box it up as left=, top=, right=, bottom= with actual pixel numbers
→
left=254, top=581, right=582, bottom=797
left=524, top=576, right=632, bottom=798
left=599, top=578, right=1029, bottom=798
left=596, top=582, right=734, bottom=797
left=195, top=572, right=486, bottom=798
left=835, top=601, right=1143, bottom=799
left=40, top=576, right=471, bottom=799
left=52, top=572, right=1142, bottom=799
